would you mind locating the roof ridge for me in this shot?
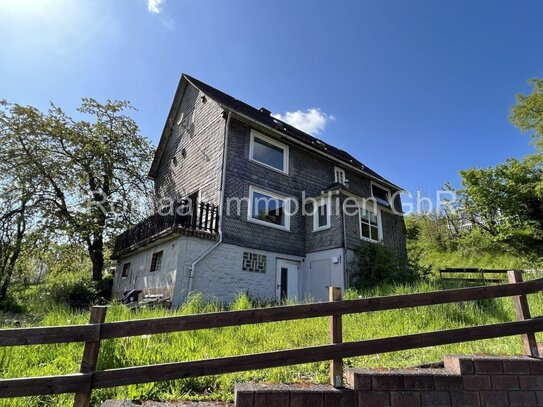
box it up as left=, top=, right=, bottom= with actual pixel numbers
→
left=182, top=73, right=401, bottom=190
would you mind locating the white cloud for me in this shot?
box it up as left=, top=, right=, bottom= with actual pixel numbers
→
left=272, top=108, right=334, bottom=136
left=147, top=0, right=163, bottom=14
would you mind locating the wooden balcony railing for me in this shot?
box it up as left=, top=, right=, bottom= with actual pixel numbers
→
left=112, top=200, right=219, bottom=256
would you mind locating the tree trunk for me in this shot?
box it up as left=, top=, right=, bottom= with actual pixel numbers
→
left=0, top=266, right=14, bottom=302
left=88, top=239, right=104, bottom=281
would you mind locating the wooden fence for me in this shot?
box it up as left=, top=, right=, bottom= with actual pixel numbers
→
left=439, top=268, right=514, bottom=283
left=1, top=271, right=542, bottom=406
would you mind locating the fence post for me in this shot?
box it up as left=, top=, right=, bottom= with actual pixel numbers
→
left=73, top=305, right=107, bottom=407
left=329, top=286, right=343, bottom=388
left=507, top=270, right=539, bottom=357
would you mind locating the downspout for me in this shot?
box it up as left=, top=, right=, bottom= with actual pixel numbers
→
left=187, top=110, right=231, bottom=294
left=341, top=192, right=349, bottom=290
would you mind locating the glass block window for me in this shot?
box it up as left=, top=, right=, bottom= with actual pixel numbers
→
left=242, top=252, right=267, bottom=273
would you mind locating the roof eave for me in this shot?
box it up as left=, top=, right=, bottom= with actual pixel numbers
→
left=148, top=75, right=188, bottom=179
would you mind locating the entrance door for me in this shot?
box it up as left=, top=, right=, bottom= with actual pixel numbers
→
left=276, top=259, right=299, bottom=301
left=309, top=259, right=331, bottom=301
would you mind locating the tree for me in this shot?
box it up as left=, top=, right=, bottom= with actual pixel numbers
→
left=0, top=99, right=154, bottom=281
left=459, top=159, right=542, bottom=231
left=0, top=167, right=42, bottom=301
left=510, top=78, right=543, bottom=154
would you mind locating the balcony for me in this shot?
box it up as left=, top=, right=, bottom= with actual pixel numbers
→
left=112, top=200, right=219, bottom=258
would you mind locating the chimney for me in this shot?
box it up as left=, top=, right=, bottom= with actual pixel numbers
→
left=259, top=107, right=271, bottom=115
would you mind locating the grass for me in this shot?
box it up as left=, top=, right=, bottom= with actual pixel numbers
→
left=2, top=278, right=543, bottom=406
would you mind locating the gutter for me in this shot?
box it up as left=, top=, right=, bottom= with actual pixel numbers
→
left=187, top=111, right=232, bottom=294
left=219, top=105, right=405, bottom=193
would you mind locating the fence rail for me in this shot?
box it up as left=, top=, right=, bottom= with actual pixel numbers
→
left=439, top=267, right=515, bottom=283
left=0, top=271, right=541, bottom=405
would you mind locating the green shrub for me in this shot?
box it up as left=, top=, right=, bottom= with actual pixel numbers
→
left=348, top=242, right=424, bottom=289
left=41, top=271, right=99, bottom=309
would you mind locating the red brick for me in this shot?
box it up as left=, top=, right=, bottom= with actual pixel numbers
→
left=491, top=375, right=519, bottom=390
left=519, top=375, right=543, bottom=390
left=463, top=375, right=491, bottom=390
left=473, top=358, right=503, bottom=374
left=450, top=391, right=479, bottom=406
left=508, top=391, right=537, bottom=406
left=530, top=360, right=543, bottom=374
left=235, top=383, right=255, bottom=407
left=358, top=391, right=390, bottom=407
left=348, top=372, right=372, bottom=390
left=421, top=391, right=451, bottom=406
left=372, top=374, right=404, bottom=390
left=444, top=355, right=474, bottom=374
left=327, top=388, right=356, bottom=407
left=434, top=375, right=463, bottom=391
left=502, top=359, right=531, bottom=374
left=390, top=391, right=421, bottom=407
left=254, top=390, right=289, bottom=407
left=403, top=375, right=434, bottom=390
left=479, top=391, right=509, bottom=406
left=290, top=390, right=324, bottom=407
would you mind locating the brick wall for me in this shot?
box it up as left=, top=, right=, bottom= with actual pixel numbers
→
left=235, top=354, right=543, bottom=407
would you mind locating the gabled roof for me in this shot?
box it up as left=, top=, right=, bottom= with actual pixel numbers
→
left=149, top=74, right=402, bottom=191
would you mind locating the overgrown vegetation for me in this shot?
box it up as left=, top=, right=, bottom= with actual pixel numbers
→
left=1, top=282, right=542, bottom=406
left=348, top=242, right=429, bottom=289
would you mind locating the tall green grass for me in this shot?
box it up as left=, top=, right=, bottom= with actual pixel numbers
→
left=2, top=280, right=543, bottom=406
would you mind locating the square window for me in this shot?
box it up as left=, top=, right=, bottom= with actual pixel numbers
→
left=242, top=252, right=267, bottom=273
left=249, top=131, right=288, bottom=173
left=150, top=251, right=163, bottom=272
left=248, top=186, right=290, bottom=230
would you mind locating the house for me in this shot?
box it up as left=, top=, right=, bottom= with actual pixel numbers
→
left=111, top=74, right=407, bottom=307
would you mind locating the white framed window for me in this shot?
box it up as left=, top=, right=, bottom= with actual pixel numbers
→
left=359, top=206, right=382, bottom=242
left=334, top=166, right=346, bottom=185
left=247, top=186, right=291, bottom=231
left=312, top=199, right=331, bottom=232
left=371, top=182, right=391, bottom=207
left=249, top=130, right=289, bottom=174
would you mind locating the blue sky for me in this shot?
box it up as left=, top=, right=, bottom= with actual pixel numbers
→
left=1, top=0, right=543, bottom=199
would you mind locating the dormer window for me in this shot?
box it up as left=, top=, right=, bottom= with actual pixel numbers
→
left=334, top=167, right=346, bottom=185
left=371, top=183, right=391, bottom=207
left=249, top=130, right=289, bottom=174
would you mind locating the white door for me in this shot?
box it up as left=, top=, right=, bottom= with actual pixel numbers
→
left=276, top=259, right=299, bottom=301
left=309, top=259, right=331, bottom=301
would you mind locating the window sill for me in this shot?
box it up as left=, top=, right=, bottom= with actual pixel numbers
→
left=247, top=217, right=290, bottom=232
left=312, top=225, right=331, bottom=233
left=360, top=236, right=382, bottom=244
